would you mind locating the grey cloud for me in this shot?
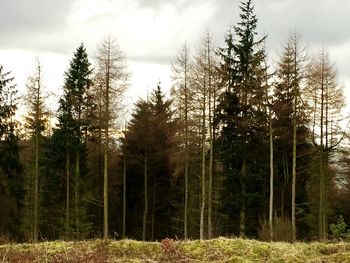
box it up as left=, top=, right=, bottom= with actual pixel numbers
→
left=0, top=0, right=74, bottom=47
left=135, top=0, right=203, bottom=10
left=256, top=0, right=350, bottom=47
left=129, top=55, right=173, bottom=65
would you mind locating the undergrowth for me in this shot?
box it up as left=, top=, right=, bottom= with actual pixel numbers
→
left=1, top=237, right=350, bottom=262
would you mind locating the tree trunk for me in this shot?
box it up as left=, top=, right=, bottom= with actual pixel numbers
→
left=103, top=45, right=110, bottom=241
left=292, top=94, right=297, bottom=242
left=319, top=62, right=325, bottom=241
left=103, top=92, right=109, bottom=240
left=184, top=60, right=189, bottom=240
left=269, top=106, right=274, bottom=241
left=103, top=149, right=108, bottom=240
left=142, top=149, right=148, bottom=241
left=207, top=40, right=213, bottom=240
left=75, top=151, right=80, bottom=239
left=34, top=131, right=39, bottom=243
left=122, top=154, right=126, bottom=239
left=33, top=64, right=41, bottom=243
left=324, top=79, right=329, bottom=240
left=240, top=157, right=246, bottom=238
left=65, top=151, right=70, bottom=239
left=200, top=84, right=206, bottom=241
left=151, top=175, right=156, bottom=241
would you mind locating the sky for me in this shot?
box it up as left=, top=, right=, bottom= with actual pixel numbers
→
left=1, top=0, right=350, bottom=117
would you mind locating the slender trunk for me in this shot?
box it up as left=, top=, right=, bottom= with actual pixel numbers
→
left=143, top=149, right=148, bottom=241
left=292, top=94, right=297, bottom=242
left=184, top=140, right=188, bottom=240
left=281, top=185, right=285, bottom=217
left=240, top=157, right=246, bottom=238
left=207, top=40, right=213, bottom=240
left=184, top=56, right=189, bottom=240
left=324, top=79, right=329, bottom=240
left=98, top=87, right=103, bottom=234
left=103, top=150, right=108, bottom=240
left=200, top=81, right=206, bottom=240
left=75, top=151, right=80, bottom=239
left=33, top=131, right=39, bottom=243
left=291, top=40, right=299, bottom=242
left=33, top=64, right=41, bottom=243
left=65, top=151, right=70, bottom=239
left=319, top=149, right=324, bottom=240
left=122, top=154, right=126, bottom=239
left=151, top=175, right=156, bottom=241
left=103, top=52, right=110, bottom=241
left=269, top=106, right=274, bottom=241
left=264, top=63, right=274, bottom=241
left=319, top=60, right=325, bottom=241
left=281, top=146, right=289, bottom=217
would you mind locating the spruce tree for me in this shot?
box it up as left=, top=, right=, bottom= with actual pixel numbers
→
left=216, top=0, right=267, bottom=237
left=122, top=84, right=176, bottom=240
left=0, top=66, right=23, bottom=240
left=57, top=43, right=94, bottom=239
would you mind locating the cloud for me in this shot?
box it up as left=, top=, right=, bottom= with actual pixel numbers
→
left=2, top=0, right=350, bottom=103
left=0, top=0, right=73, bottom=34
left=0, top=0, right=74, bottom=51
left=256, top=0, right=350, bottom=47
left=134, top=0, right=202, bottom=10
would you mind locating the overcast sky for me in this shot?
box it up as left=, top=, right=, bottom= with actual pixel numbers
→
left=1, top=0, right=350, bottom=115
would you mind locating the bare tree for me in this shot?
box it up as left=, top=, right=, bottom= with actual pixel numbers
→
left=306, top=50, right=345, bottom=241
left=95, top=36, right=128, bottom=240
left=24, top=59, right=48, bottom=242
left=192, top=31, right=218, bottom=240
left=275, top=33, right=306, bottom=241
left=171, top=42, right=192, bottom=239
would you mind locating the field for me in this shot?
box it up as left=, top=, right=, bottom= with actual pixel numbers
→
left=1, top=237, right=350, bottom=262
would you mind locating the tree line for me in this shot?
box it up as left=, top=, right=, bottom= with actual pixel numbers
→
left=1, top=0, right=349, bottom=243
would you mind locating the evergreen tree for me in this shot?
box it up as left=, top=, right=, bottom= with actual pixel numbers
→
left=216, top=0, right=268, bottom=237
left=0, top=66, right=23, bottom=240
left=123, top=84, right=176, bottom=240
left=56, top=43, right=94, bottom=239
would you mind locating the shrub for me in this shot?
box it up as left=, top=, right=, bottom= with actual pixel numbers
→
left=329, top=215, right=350, bottom=240
left=259, top=216, right=294, bottom=242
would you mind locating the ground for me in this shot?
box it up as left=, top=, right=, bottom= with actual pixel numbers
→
left=1, top=237, right=350, bottom=262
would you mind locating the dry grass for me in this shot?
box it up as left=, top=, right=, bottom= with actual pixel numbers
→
left=1, top=237, right=350, bottom=262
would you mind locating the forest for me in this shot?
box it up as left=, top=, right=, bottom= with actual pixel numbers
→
left=1, top=0, right=350, bottom=244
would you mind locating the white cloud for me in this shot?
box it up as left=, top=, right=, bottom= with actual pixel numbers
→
left=1, top=0, right=350, bottom=117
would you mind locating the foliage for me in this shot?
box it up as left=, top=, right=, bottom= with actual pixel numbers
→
left=122, top=84, right=177, bottom=240
left=0, top=65, right=23, bottom=241
left=329, top=215, right=350, bottom=240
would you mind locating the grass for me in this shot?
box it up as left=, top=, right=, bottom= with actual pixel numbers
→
left=1, top=237, right=350, bottom=262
